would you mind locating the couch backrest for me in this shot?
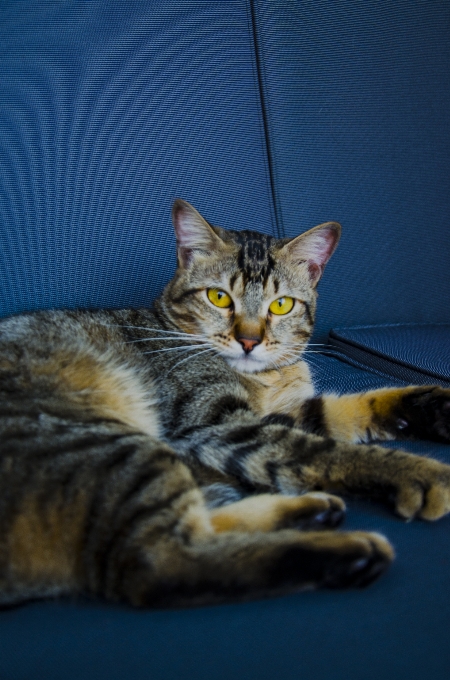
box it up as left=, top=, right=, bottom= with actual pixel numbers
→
left=253, top=0, right=450, bottom=339
left=0, top=0, right=276, bottom=317
left=1, top=0, right=449, bottom=343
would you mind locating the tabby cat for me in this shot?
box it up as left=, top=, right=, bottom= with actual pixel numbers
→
left=1, top=198, right=450, bottom=608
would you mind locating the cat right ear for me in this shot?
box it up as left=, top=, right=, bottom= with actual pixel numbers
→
left=283, top=221, right=341, bottom=285
left=172, top=199, right=223, bottom=268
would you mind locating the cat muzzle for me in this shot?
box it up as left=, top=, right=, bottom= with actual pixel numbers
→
left=237, top=337, right=261, bottom=354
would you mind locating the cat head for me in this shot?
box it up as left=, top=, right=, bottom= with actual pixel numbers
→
left=161, top=199, right=340, bottom=373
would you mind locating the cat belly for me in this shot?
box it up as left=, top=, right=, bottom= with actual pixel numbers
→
left=0, top=312, right=161, bottom=439
left=53, top=351, right=161, bottom=437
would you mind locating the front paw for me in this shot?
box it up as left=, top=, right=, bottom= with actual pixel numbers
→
left=393, top=456, right=450, bottom=520
left=395, top=386, right=450, bottom=443
left=279, top=492, right=346, bottom=530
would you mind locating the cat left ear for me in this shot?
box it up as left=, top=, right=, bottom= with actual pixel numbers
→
left=172, top=199, right=224, bottom=268
left=283, top=222, right=341, bottom=285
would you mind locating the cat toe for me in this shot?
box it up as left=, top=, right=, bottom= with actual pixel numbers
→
left=283, top=492, right=346, bottom=530
left=315, top=505, right=345, bottom=528
left=399, top=387, right=450, bottom=442
left=305, top=502, right=345, bottom=529
left=323, top=532, right=394, bottom=589
left=393, top=457, right=450, bottom=520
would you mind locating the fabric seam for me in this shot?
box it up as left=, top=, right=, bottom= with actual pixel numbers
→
left=328, top=334, right=450, bottom=381
left=246, top=0, right=283, bottom=238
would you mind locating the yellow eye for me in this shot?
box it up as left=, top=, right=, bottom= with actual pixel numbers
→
left=269, top=296, right=294, bottom=315
left=207, top=288, right=232, bottom=308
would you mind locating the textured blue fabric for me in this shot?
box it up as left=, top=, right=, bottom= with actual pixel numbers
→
left=0, top=0, right=276, bottom=318
left=328, top=323, right=450, bottom=386
left=253, top=0, right=450, bottom=341
left=1, top=2, right=450, bottom=679
left=305, top=351, right=407, bottom=393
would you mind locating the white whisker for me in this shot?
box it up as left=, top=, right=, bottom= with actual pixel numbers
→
left=281, top=343, right=334, bottom=356
left=126, top=336, right=208, bottom=344
left=104, top=323, right=206, bottom=338
left=142, top=344, right=212, bottom=356
left=294, top=343, right=327, bottom=347
left=298, top=350, right=334, bottom=355
left=167, top=347, right=217, bottom=374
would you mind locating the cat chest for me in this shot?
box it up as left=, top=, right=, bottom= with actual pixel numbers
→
left=241, top=362, right=315, bottom=419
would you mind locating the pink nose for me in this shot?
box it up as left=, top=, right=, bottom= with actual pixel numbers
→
left=238, top=337, right=260, bottom=354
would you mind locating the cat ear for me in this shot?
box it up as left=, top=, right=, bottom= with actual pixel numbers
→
left=283, top=222, right=341, bottom=285
left=172, top=199, right=224, bottom=267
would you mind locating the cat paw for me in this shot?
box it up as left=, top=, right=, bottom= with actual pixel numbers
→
left=209, top=492, right=345, bottom=534
left=279, top=492, right=345, bottom=530
left=321, top=531, right=394, bottom=588
left=279, top=530, right=394, bottom=589
left=395, top=386, right=450, bottom=442
left=392, top=456, right=450, bottom=520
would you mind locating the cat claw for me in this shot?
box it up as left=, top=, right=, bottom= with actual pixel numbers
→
left=285, top=492, right=346, bottom=531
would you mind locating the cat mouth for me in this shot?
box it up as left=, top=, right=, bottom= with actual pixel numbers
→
left=224, top=352, right=271, bottom=374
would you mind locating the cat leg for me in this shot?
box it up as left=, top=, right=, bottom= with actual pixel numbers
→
left=301, top=386, right=450, bottom=444
left=209, top=492, right=345, bottom=532
left=0, top=432, right=392, bottom=608
left=290, top=440, right=450, bottom=520
left=107, top=517, right=393, bottom=608
left=174, top=407, right=450, bottom=521
left=70, top=437, right=391, bottom=607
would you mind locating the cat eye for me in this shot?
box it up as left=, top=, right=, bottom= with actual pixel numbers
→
left=207, top=288, right=233, bottom=308
left=269, top=296, right=294, bottom=315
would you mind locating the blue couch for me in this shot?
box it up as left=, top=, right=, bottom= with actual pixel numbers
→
left=1, top=1, right=450, bottom=678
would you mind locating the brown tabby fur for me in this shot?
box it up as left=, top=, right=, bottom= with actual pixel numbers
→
left=1, top=199, right=450, bottom=608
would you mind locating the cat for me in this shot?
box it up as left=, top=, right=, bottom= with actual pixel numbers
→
left=0, top=198, right=449, bottom=608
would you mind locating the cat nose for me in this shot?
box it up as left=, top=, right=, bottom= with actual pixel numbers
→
left=237, top=337, right=261, bottom=354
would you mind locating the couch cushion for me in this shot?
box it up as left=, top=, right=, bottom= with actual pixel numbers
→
left=0, top=0, right=276, bottom=318
left=1, top=354, right=450, bottom=680
left=253, top=0, right=450, bottom=341
left=327, top=323, right=450, bottom=386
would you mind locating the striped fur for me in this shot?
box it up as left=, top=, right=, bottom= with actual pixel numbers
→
left=0, top=199, right=450, bottom=608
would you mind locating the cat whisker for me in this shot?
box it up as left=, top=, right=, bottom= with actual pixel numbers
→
left=263, top=344, right=312, bottom=368
left=300, top=351, right=336, bottom=356
left=289, top=344, right=327, bottom=349
left=142, top=344, right=213, bottom=356
left=126, top=336, right=208, bottom=344
left=267, top=357, right=284, bottom=371
left=271, top=353, right=297, bottom=370
left=276, top=346, right=302, bottom=356
left=274, top=355, right=299, bottom=367
left=104, top=323, right=206, bottom=339
left=283, top=343, right=335, bottom=356
left=286, top=341, right=327, bottom=346
left=301, top=348, right=336, bottom=353
left=167, top=347, right=217, bottom=374
left=265, top=349, right=300, bottom=371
